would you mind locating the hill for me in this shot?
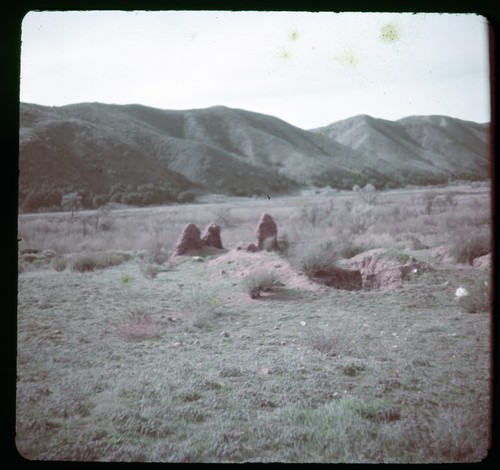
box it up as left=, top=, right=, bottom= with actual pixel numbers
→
left=18, top=103, right=490, bottom=212
left=314, top=114, right=490, bottom=185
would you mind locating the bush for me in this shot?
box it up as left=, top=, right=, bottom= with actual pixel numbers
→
left=241, top=268, right=280, bottom=298
left=51, top=256, right=67, bottom=272
left=98, top=219, right=114, bottom=231
left=309, top=330, right=337, bottom=355
left=335, top=236, right=365, bottom=259
left=276, top=234, right=290, bottom=256
left=178, top=191, right=196, bottom=203
left=70, top=251, right=130, bottom=272
left=459, top=278, right=491, bottom=314
left=297, top=241, right=339, bottom=278
left=116, top=310, right=161, bottom=340
left=140, top=263, right=161, bottom=279
left=449, top=231, right=491, bottom=265
left=181, top=284, right=222, bottom=329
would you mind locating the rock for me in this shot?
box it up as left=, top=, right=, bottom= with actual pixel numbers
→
left=312, top=267, right=363, bottom=290
left=256, top=213, right=278, bottom=251
left=473, top=253, right=491, bottom=268
left=201, top=223, right=223, bottom=249
left=172, top=223, right=203, bottom=256
left=237, top=243, right=259, bottom=252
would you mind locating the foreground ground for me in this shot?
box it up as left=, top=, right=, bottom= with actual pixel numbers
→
left=16, top=184, right=492, bottom=462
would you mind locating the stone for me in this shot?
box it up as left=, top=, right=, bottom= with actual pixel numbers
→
left=472, top=253, right=491, bottom=268
left=256, top=213, right=278, bottom=251
left=237, top=243, right=259, bottom=252
left=201, top=223, right=223, bottom=249
left=172, top=223, right=203, bottom=256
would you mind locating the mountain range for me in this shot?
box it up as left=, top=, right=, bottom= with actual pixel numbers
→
left=18, top=102, right=490, bottom=212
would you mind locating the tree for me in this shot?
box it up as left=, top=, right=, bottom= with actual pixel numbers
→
left=61, top=192, right=82, bottom=217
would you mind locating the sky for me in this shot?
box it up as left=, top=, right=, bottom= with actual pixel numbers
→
left=20, top=11, right=491, bottom=129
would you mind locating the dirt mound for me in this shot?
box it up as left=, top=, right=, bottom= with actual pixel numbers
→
left=207, top=249, right=325, bottom=292
left=352, top=254, right=433, bottom=290
left=173, top=223, right=204, bottom=256
left=201, top=223, right=223, bottom=249
left=256, top=213, right=278, bottom=251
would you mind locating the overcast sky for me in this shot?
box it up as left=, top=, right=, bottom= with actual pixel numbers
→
left=20, top=11, right=491, bottom=129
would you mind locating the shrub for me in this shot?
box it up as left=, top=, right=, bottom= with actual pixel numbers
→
left=309, top=330, right=337, bottom=355
left=70, top=251, right=130, bottom=272
left=276, top=234, right=290, bottom=256
left=140, top=263, right=161, bottom=279
left=459, top=278, right=491, bottom=314
left=181, top=284, right=222, bottom=329
left=211, top=207, right=235, bottom=227
left=51, top=256, right=67, bottom=272
left=449, top=231, right=491, bottom=265
left=336, top=236, right=365, bottom=259
left=297, top=241, right=339, bottom=278
left=178, top=191, right=196, bottom=203
left=144, top=246, right=170, bottom=265
left=98, top=219, right=114, bottom=232
left=116, top=310, right=161, bottom=340
left=241, top=268, right=280, bottom=298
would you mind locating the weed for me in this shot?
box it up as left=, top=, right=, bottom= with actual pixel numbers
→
left=241, top=268, right=280, bottom=298
left=121, top=274, right=133, bottom=285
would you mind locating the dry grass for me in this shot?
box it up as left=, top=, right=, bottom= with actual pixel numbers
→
left=241, top=267, right=281, bottom=298
left=116, top=310, right=162, bottom=341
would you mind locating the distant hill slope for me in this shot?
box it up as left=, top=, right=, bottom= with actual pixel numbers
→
left=18, top=102, right=490, bottom=212
left=314, top=114, right=490, bottom=184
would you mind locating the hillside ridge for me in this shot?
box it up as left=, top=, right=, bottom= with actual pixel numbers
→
left=19, top=102, right=490, bottom=212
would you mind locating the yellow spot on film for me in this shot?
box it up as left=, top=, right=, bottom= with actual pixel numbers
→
left=279, top=50, right=291, bottom=60
left=380, top=23, right=400, bottom=43
left=289, top=28, right=300, bottom=41
left=337, top=47, right=360, bottom=67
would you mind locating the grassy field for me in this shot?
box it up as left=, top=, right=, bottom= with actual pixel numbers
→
left=16, top=183, right=492, bottom=463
